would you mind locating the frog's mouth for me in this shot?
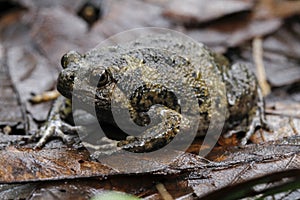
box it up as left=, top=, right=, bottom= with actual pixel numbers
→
left=72, top=89, right=109, bottom=106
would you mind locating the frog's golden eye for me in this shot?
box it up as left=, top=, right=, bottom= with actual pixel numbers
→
left=89, top=70, right=110, bottom=87
left=61, top=51, right=82, bottom=69
left=61, top=54, right=69, bottom=68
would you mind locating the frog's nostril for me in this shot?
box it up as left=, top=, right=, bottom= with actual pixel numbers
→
left=68, top=74, right=75, bottom=81
left=69, top=74, right=75, bottom=81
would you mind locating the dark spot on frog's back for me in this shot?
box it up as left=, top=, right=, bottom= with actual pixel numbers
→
left=130, top=84, right=180, bottom=111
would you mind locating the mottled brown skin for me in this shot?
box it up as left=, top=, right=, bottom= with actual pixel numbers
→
left=39, top=35, right=269, bottom=153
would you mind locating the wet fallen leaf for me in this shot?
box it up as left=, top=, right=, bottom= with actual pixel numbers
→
left=199, top=169, right=300, bottom=200
left=11, top=0, right=86, bottom=13
left=0, top=44, right=27, bottom=131
left=163, top=0, right=254, bottom=25
left=0, top=147, right=116, bottom=183
left=30, top=7, right=88, bottom=65
left=91, top=0, right=171, bottom=38
left=263, top=19, right=300, bottom=60
left=239, top=45, right=300, bottom=87
left=254, top=0, right=300, bottom=19
left=186, top=15, right=282, bottom=52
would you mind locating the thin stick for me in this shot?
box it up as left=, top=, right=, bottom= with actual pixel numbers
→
left=30, top=90, right=60, bottom=103
left=252, top=37, right=271, bottom=96
left=156, top=183, right=174, bottom=200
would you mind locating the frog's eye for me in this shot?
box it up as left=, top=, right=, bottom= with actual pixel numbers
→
left=61, top=51, right=82, bottom=69
left=89, top=70, right=110, bottom=87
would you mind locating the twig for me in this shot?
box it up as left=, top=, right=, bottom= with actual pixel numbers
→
left=289, top=117, right=299, bottom=135
left=230, top=162, right=254, bottom=184
left=30, top=90, right=60, bottom=103
left=156, top=183, right=174, bottom=200
left=255, top=0, right=300, bottom=19
left=252, top=37, right=271, bottom=96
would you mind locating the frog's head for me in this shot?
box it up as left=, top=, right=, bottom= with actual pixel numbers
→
left=57, top=51, right=81, bottom=99
left=57, top=51, right=116, bottom=110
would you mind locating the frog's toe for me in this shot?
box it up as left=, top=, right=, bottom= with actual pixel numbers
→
left=240, top=120, right=257, bottom=146
left=224, top=117, right=261, bottom=146
left=60, top=122, right=85, bottom=133
left=55, top=128, right=77, bottom=144
left=34, top=126, right=55, bottom=149
left=82, top=138, right=120, bottom=158
left=34, top=120, right=81, bottom=148
left=117, top=137, right=158, bottom=153
left=82, top=137, right=119, bottom=151
left=90, top=148, right=119, bottom=160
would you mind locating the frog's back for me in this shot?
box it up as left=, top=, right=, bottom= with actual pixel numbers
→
left=83, top=34, right=262, bottom=135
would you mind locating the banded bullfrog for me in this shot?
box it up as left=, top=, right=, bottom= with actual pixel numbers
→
left=35, top=34, right=269, bottom=153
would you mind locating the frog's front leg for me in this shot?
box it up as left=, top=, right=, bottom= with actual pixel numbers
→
left=33, top=96, right=82, bottom=148
left=240, top=87, right=271, bottom=145
left=117, top=105, right=186, bottom=153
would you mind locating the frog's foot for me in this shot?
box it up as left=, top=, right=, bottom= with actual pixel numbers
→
left=33, top=120, right=83, bottom=148
left=117, top=105, right=186, bottom=153
left=240, top=118, right=261, bottom=145
left=223, top=118, right=259, bottom=146
left=224, top=85, right=272, bottom=146
left=224, top=112, right=271, bottom=146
